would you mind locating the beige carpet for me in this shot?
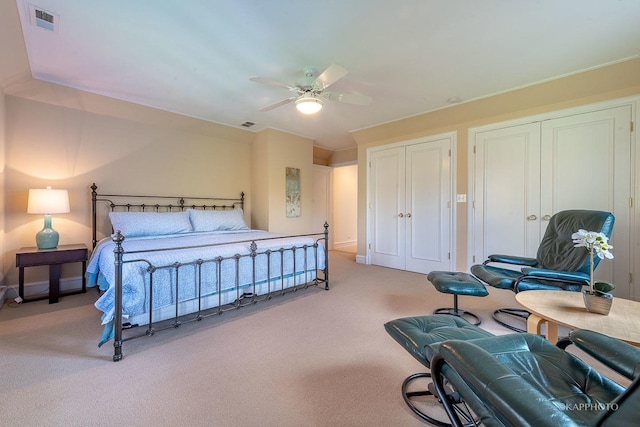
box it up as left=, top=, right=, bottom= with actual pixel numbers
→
left=0, top=251, right=574, bottom=427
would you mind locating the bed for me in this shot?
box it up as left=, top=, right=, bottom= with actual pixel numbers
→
left=88, top=184, right=328, bottom=361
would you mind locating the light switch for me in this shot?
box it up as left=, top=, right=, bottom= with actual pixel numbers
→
left=456, top=194, right=467, bottom=203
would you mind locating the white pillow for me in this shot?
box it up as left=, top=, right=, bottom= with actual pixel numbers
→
left=188, top=209, right=249, bottom=232
left=109, top=211, right=193, bottom=237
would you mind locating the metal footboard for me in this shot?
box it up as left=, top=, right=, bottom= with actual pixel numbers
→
left=111, top=224, right=329, bottom=362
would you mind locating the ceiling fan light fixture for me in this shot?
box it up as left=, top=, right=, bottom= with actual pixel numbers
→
left=295, top=95, right=323, bottom=114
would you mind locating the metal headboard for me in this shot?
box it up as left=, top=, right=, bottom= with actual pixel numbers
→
left=90, top=183, right=245, bottom=249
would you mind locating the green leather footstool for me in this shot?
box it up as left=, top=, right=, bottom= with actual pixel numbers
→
left=384, top=314, right=494, bottom=425
left=427, top=271, right=489, bottom=326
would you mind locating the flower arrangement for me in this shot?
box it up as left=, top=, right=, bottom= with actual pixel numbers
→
left=571, top=229, right=614, bottom=295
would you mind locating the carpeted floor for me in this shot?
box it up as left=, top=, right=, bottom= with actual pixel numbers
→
left=0, top=250, right=571, bottom=426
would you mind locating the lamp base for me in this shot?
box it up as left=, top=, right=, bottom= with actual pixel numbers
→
left=36, top=214, right=59, bottom=249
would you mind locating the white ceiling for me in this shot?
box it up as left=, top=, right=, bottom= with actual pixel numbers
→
left=12, top=0, right=640, bottom=151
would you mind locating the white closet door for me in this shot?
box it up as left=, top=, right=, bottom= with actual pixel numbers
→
left=540, top=106, right=632, bottom=297
left=473, top=123, right=541, bottom=260
left=405, top=140, right=452, bottom=273
left=472, top=105, right=632, bottom=298
left=369, top=136, right=453, bottom=273
left=370, top=146, right=406, bottom=270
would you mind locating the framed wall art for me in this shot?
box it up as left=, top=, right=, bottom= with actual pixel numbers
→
left=286, top=167, right=301, bottom=218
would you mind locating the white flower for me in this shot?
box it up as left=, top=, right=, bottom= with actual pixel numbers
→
left=571, top=229, right=614, bottom=259
left=572, top=229, right=614, bottom=295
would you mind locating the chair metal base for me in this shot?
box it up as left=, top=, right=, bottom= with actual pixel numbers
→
left=491, top=307, right=529, bottom=333
left=433, top=294, right=482, bottom=326
left=403, top=372, right=478, bottom=427
left=433, top=308, right=481, bottom=326
left=402, top=372, right=452, bottom=427
left=431, top=357, right=485, bottom=427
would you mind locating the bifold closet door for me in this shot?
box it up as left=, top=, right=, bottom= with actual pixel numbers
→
left=540, top=106, right=631, bottom=295
left=473, top=122, right=542, bottom=260
left=404, top=141, right=451, bottom=273
left=472, top=105, right=632, bottom=297
left=370, top=146, right=406, bottom=270
left=370, top=139, right=452, bottom=274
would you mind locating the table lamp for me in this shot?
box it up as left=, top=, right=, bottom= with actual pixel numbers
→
left=27, top=186, right=70, bottom=249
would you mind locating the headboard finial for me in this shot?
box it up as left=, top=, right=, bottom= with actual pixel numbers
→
left=112, top=230, right=125, bottom=244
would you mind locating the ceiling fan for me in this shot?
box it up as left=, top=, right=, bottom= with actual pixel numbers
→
left=250, top=63, right=372, bottom=114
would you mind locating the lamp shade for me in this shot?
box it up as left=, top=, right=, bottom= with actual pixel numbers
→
left=295, top=95, right=323, bottom=114
left=28, top=187, right=70, bottom=214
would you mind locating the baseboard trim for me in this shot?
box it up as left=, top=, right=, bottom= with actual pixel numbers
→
left=4, top=276, right=85, bottom=303
left=333, top=240, right=356, bottom=249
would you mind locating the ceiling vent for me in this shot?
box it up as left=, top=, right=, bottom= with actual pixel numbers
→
left=29, top=4, right=58, bottom=32
left=240, top=121, right=255, bottom=128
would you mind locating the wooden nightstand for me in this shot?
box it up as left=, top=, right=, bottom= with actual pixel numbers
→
left=16, top=244, right=88, bottom=304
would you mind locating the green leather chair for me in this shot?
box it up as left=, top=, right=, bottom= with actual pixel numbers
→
left=431, top=329, right=640, bottom=427
left=471, top=210, right=615, bottom=332
left=384, top=315, right=494, bottom=426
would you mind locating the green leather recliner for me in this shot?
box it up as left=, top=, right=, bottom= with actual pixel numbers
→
left=471, top=210, right=615, bottom=331
left=431, top=329, right=640, bottom=427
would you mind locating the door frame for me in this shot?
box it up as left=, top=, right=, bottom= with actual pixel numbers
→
left=366, top=131, right=457, bottom=270
left=467, top=96, right=639, bottom=299
left=312, top=164, right=333, bottom=248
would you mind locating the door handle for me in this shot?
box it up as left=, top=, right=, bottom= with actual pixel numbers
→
left=527, top=215, right=537, bottom=221
left=406, top=213, right=412, bottom=218
left=398, top=213, right=404, bottom=218
left=542, top=215, right=551, bottom=221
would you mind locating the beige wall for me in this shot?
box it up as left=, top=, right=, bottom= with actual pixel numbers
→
left=354, top=58, right=640, bottom=269
left=251, top=130, right=271, bottom=231
left=252, top=128, right=314, bottom=234
left=313, top=146, right=332, bottom=166
left=313, top=146, right=357, bottom=166
left=332, top=165, right=357, bottom=248
left=0, top=73, right=314, bottom=292
left=3, top=48, right=639, bottom=290
left=330, top=147, right=357, bottom=166
left=0, top=86, right=5, bottom=286
left=3, top=94, right=254, bottom=286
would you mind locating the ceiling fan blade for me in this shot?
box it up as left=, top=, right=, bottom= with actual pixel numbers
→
left=258, top=97, right=296, bottom=112
left=314, top=63, right=349, bottom=90
left=250, top=76, right=297, bottom=91
left=322, top=91, right=372, bottom=106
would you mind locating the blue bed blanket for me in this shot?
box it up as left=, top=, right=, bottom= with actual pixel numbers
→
left=87, top=230, right=326, bottom=346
